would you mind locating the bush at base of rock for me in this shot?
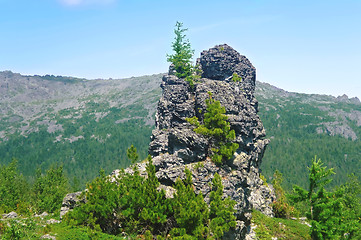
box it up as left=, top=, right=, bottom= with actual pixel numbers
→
left=64, top=157, right=236, bottom=239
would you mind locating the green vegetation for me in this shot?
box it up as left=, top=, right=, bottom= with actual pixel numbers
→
left=32, top=166, right=69, bottom=214
left=256, top=89, right=361, bottom=190
left=0, top=104, right=153, bottom=188
left=252, top=210, right=311, bottom=239
left=0, top=213, right=124, bottom=240
left=37, top=74, right=84, bottom=83
left=271, top=170, right=297, bottom=219
left=127, top=144, right=139, bottom=164
left=0, top=159, right=29, bottom=214
left=255, top=157, right=361, bottom=239
left=64, top=157, right=236, bottom=239
left=290, top=156, right=361, bottom=239
left=167, top=21, right=201, bottom=89
left=0, top=160, right=69, bottom=216
left=187, top=93, right=238, bottom=164
left=231, top=73, right=242, bottom=82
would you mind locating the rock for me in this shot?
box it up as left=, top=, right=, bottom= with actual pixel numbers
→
left=35, top=212, right=49, bottom=218
left=60, top=191, right=86, bottom=219
left=46, top=218, right=61, bottom=224
left=148, top=44, right=275, bottom=239
left=2, top=211, right=18, bottom=219
left=197, top=44, right=257, bottom=96
left=40, top=234, right=56, bottom=239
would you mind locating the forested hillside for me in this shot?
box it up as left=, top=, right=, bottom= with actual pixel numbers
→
left=1, top=70, right=361, bottom=189
left=256, top=82, right=361, bottom=189
left=0, top=71, right=161, bottom=186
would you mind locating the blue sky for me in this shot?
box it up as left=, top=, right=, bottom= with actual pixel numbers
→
left=1, top=0, right=360, bottom=98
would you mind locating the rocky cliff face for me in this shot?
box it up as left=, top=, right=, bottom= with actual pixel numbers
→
left=148, top=44, right=274, bottom=239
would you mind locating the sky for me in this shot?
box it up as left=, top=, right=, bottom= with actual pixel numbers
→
left=1, top=0, right=360, bottom=99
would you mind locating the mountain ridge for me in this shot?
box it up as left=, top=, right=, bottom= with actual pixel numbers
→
left=1, top=70, right=361, bottom=189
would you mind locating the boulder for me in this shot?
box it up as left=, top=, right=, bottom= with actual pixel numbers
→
left=60, top=191, right=86, bottom=219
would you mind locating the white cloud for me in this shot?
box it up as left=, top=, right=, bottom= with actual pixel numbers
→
left=58, top=0, right=115, bottom=6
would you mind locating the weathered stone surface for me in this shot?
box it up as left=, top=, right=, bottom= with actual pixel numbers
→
left=148, top=45, right=275, bottom=239
left=197, top=44, right=257, bottom=96
left=60, top=191, right=86, bottom=219
left=2, top=211, right=18, bottom=219
left=40, top=234, right=56, bottom=240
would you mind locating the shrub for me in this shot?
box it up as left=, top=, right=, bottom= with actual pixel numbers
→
left=271, top=170, right=297, bottom=219
left=187, top=93, right=239, bottom=164
left=0, top=159, right=30, bottom=213
left=32, top=165, right=69, bottom=214
left=231, top=73, right=242, bottom=82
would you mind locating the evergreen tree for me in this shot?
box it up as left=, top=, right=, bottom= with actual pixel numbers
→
left=167, top=21, right=194, bottom=79
left=32, top=165, right=69, bottom=213
left=171, top=168, right=209, bottom=239
left=187, top=93, right=239, bottom=164
left=65, top=169, right=120, bottom=234
left=127, top=144, right=139, bottom=164
left=335, top=175, right=361, bottom=239
left=290, top=156, right=346, bottom=239
left=0, top=159, right=29, bottom=213
left=209, top=173, right=236, bottom=239
left=167, top=21, right=200, bottom=89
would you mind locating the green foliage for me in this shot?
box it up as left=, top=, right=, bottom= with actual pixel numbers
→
left=335, top=174, right=361, bottom=239
left=209, top=173, right=236, bottom=239
left=65, top=156, right=172, bottom=236
left=290, top=156, right=361, bottom=239
left=65, top=169, right=121, bottom=234
left=1, top=218, right=37, bottom=240
left=0, top=159, right=30, bottom=213
left=259, top=173, right=268, bottom=187
left=127, top=144, right=139, bottom=164
left=0, top=214, right=124, bottom=240
left=256, top=88, right=361, bottom=190
left=0, top=115, right=153, bottom=189
left=271, top=170, right=297, bottom=219
left=187, top=93, right=239, bottom=164
left=66, top=158, right=236, bottom=239
left=167, top=21, right=201, bottom=89
left=167, top=21, right=194, bottom=79
left=171, top=168, right=209, bottom=238
left=32, top=165, right=70, bottom=213
left=231, top=73, right=242, bottom=82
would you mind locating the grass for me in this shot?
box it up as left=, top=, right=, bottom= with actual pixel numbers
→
left=0, top=214, right=126, bottom=239
left=251, top=210, right=311, bottom=240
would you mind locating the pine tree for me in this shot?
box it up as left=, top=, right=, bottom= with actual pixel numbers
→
left=187, top=93, right=239, bottom=164
left=171, top=168, right=209, bottom=238
left=290, top=156, right=345, bottom=239
left=127, top=144, right=139, bottom=164
left=167, top=21, right=194, bottom=79
left=32, top=165, right=69, bottom=213
left=167, top=21, right=201, bottom=89
left=209, top=173, right=236, bottom=239
left=0, top=159, right=29, bottom=213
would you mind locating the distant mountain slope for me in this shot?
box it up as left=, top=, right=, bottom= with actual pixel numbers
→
left=1, top=71, right=360, bottom=189
left=256, top=82, right=361, bottom=189
left=0, top=71, right=162, bottom=186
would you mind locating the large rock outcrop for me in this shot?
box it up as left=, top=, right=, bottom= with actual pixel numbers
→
left=149, top=44, right=274, bottom=239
